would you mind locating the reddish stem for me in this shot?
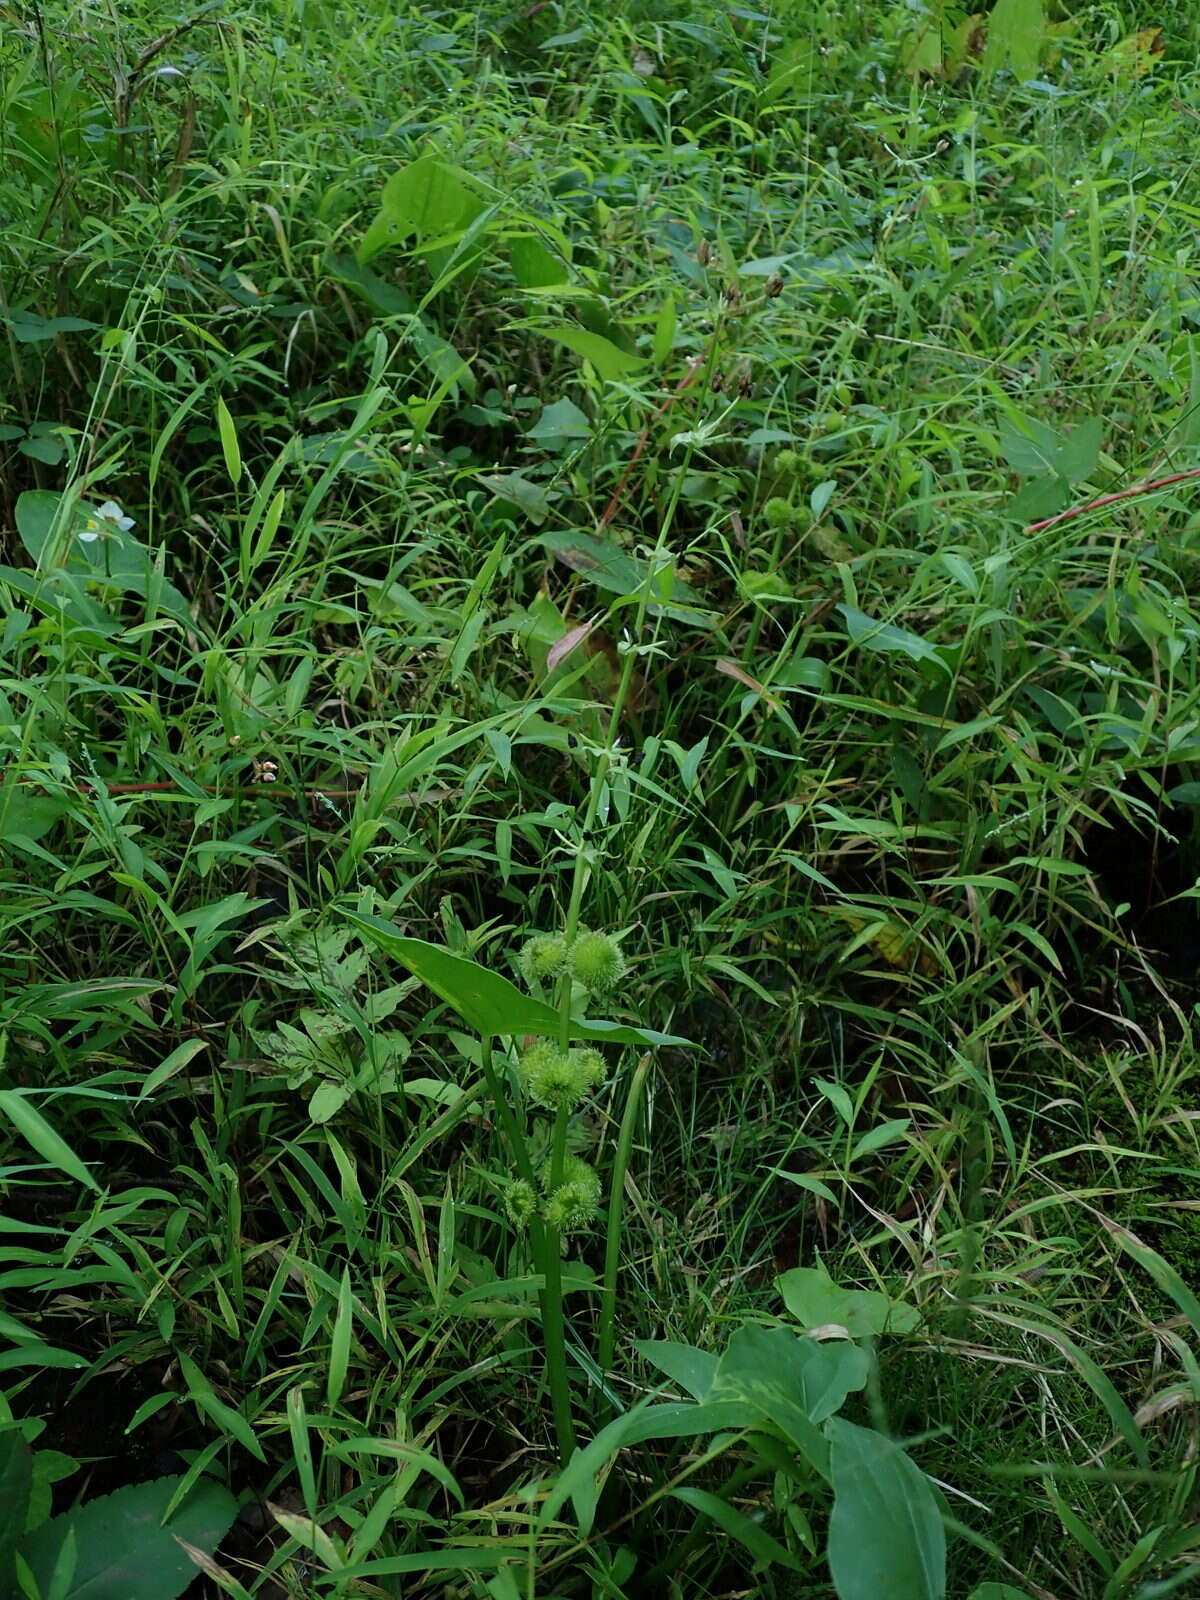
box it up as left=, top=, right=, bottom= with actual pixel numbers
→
left=1024, top=468, right=1200, bottom=533
left=598, top=356, right=705, bottom=531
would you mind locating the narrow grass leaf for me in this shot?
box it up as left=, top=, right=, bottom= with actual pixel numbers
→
left=178, top=1354, right=265, bottom=1463
left=0, top=1092, right=98, bottom=1191
left=670, top=1485, right=804, bottom=1572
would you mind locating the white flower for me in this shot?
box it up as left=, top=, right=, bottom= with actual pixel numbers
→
left=97, top=500, right=135, bottom=531
left=78, top=500, right=134, bottom=543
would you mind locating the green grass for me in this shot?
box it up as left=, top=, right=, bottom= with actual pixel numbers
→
left=3, top=0, right=1200, bottom=1595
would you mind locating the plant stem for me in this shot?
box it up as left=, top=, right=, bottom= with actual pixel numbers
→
left=542, top=1103, right=576, bottom=1462
left=598, top=1052, right=651, bottom=1379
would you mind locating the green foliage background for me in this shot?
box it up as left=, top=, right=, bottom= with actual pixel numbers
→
left=2, top=0, right=1200, bottom=1594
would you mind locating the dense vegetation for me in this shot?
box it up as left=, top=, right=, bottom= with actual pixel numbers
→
left=3, top=1, right=1200, bottom=1595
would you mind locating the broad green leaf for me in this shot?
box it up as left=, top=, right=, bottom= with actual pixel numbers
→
left=539, top=325, right=645, bottom=381
left=826, top=1418, right=946, bottom=1600
left=982, top=0, right=1046, bottom=80
left=1052, top=418, right=1102, bottom=483
left=325, top=251, right=415, bottom=316
left=998, top=412, right=1100, bottom=485
left=777, top=1266, right=920, bottom=1338
left=15, top=489, right=67, bottom=565
left=18, top=1476, right=238, bottom=1600
left=477, top=472, right=553, bottom=523
left=308, top=1080, right=352, bottom=1124
left=712, top=1325, right=870, bottom=1468
left=4, top=311, right=96, bottom=344
left=1004, top=474, right=1071, bottom=524
left=358, top=157, right=483, bottom=264
left=635, top=1340, right=720, bottom=1401
left=839, top=605, right=950, bottom=675
left=408, top=314, right=474, bottom=395
left=528, top=397, right=591, bottom=443
left=25, top=1448, right=76, bottom=1535
left=0, top=1430, right=32, bottom=1569
left=0, top=790, right=70, bottom=844
left=509, top=235, right=568, bottom=288
left=670, top=1486, right=803, bottom=1573
left=344, top=914, right=693, bottom=1048
left=0, top=1092, right=98, bottom=1191
left=19, top=436, right=64, bottom=465
left=997, top=413, right=1061, bottom=476
left=539, top=529, right=712, bottom=627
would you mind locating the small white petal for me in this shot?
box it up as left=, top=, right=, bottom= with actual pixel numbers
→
left=77, top=531, right=100, bottom=543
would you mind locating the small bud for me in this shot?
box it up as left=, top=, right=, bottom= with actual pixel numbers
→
left=723, top=283, right=741, bottom=308
left=765, top=273, right=784, bottom=298
left=517, top=932, right=568, bottom=987
left=697, top=238, right=712, bottom=267
left=710, top=371, right=725, bottom=393
left=737, top=371, right=754, bottom=397
left=567, top=931, right=627, bottom=995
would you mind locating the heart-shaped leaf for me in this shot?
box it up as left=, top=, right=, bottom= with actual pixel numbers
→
left=777, top=1265, right=920, bottom=1338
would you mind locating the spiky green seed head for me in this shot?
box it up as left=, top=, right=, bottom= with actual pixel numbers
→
left=502, top=1179, right=538, bottom=1229
left=567, top=930, right=627, bottom=995
left=518, top=932, right=568, bottom=987
left=763, top=496, right=793, bottom=530
left=517, top=1043, right=604, bottom=1112
left=774, top=449, right=801, bottom=475
left=516, top=1039, right=560, bottom=1095
left=540, top=1153, right=602, bottom=1203
left=544, top=1171, right=601, bottom=1233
